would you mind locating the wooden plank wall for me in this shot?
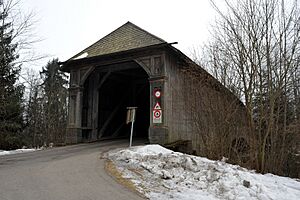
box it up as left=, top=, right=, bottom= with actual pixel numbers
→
left=164, top=53, right=250, bottom=161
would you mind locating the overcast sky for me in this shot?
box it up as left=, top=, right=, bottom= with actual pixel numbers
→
left=20, top=0, right=218, bottom=70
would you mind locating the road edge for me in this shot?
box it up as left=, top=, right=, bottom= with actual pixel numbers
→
left=101, top=151, right=147, bottom=199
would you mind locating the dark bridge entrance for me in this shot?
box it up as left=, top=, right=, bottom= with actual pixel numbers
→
left=81, top=61, right=150, bottom=141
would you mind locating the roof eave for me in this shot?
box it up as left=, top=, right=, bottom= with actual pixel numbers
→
left=59, top=42, right=170, bottom=72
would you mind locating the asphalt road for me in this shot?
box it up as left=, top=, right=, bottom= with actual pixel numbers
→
left=0, top=139, right=146, bottom=200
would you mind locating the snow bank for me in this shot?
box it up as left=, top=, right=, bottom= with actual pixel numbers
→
left=108, top=145, right=300, bottom=200
left=129, top=144, right=173, bottom=155
left=0, top=148, right=38, bottom=156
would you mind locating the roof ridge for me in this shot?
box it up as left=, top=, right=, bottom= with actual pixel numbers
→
left=125, top=21, right=166, bottom=43
left=69, top=21, right=166, bottom=60
left=70, top=22, right=131, bottom=60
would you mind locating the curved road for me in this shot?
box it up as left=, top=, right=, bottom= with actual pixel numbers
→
left=0, top=139, right=145, bottom=200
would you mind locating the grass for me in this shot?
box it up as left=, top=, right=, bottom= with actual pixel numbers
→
left=104, top=159, right=146, bottom=198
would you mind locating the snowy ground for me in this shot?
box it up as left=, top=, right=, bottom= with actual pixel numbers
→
left=107, top=145, right=300, bottom=200
left=0, top=148, right=38, bottom=156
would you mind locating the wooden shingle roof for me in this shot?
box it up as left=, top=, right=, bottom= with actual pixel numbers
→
left=71, top=21, right=166, bottom=60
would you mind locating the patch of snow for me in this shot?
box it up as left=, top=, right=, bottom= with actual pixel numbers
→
left=107, top=145, right=300, bottom=200
left=0, top=148, right=38, bottom=156
left=73, top=52, right=88, bottom=60
left=132, top=144, right=173, bottom=155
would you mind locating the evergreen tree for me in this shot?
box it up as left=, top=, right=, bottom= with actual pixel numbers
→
left=0, top=1, right=24, bottom=150
left=40, top=59, right=68, bottom=145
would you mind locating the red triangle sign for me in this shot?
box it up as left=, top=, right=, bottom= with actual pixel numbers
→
left=154, top=102, right=161, bottom=110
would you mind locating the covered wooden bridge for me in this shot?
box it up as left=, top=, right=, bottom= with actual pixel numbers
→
left=60, top=22, right=248, bottom=155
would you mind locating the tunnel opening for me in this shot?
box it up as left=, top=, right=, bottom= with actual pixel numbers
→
left=82, top=61, right=150, bottom=142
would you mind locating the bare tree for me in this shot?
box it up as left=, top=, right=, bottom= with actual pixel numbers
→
left=40, top=59, right=68, bottom=145
left=23, top=69, right=44, bottom=147
left=201, top=0, right=300, bottom=176
left=177, top=61, right=252, bottom=167
left=23, top=59, right=69, bottom=147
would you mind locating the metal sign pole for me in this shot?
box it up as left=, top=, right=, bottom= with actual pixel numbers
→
left=129, top=110, right=135, bottom=147
left=127, top=107, right=137, bottom=147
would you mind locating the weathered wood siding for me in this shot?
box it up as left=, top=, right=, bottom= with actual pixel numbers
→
left=164, top=52, right=250, bottom=161
left=164, top=53, right=192, bottom=143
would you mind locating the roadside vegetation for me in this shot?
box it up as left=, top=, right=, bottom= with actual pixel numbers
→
left=0, top=0, right=68, bottom=150
left=191, top=0, right=300, bottom=177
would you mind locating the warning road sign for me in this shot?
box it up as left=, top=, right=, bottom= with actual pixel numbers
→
left=153, top=102, right=161, bottom=110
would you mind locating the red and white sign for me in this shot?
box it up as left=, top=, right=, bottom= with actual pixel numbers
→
left=153, top=110, right=161, bottom=118
left=153, top=100, right=162, bottom=124
left=153, top=109, right=162, bottom=123
left=153, top=102, right=161, bottom=110
left=154, top=89, right=161, bottom=98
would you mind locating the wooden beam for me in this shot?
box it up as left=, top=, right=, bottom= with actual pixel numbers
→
left=139, top=84, right=147, bottom=94
left=97, top=88, right=130, bottom=138
left=95, top=62, right=139, bottom=73
left=97, top=71, right=111, bottom=90
left=113, top=71, right=147, bottom=78
left=79, top=66, right=95, bottom=86
left=111, top=123, right=125, bottom=137
left=97, top=102, right=122, bottom=138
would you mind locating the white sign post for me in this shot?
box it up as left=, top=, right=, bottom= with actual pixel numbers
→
left=126, top=107, right=137, bottom=147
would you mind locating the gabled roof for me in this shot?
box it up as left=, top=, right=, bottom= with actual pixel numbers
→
left=70, top=21, right=166, bottom=60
